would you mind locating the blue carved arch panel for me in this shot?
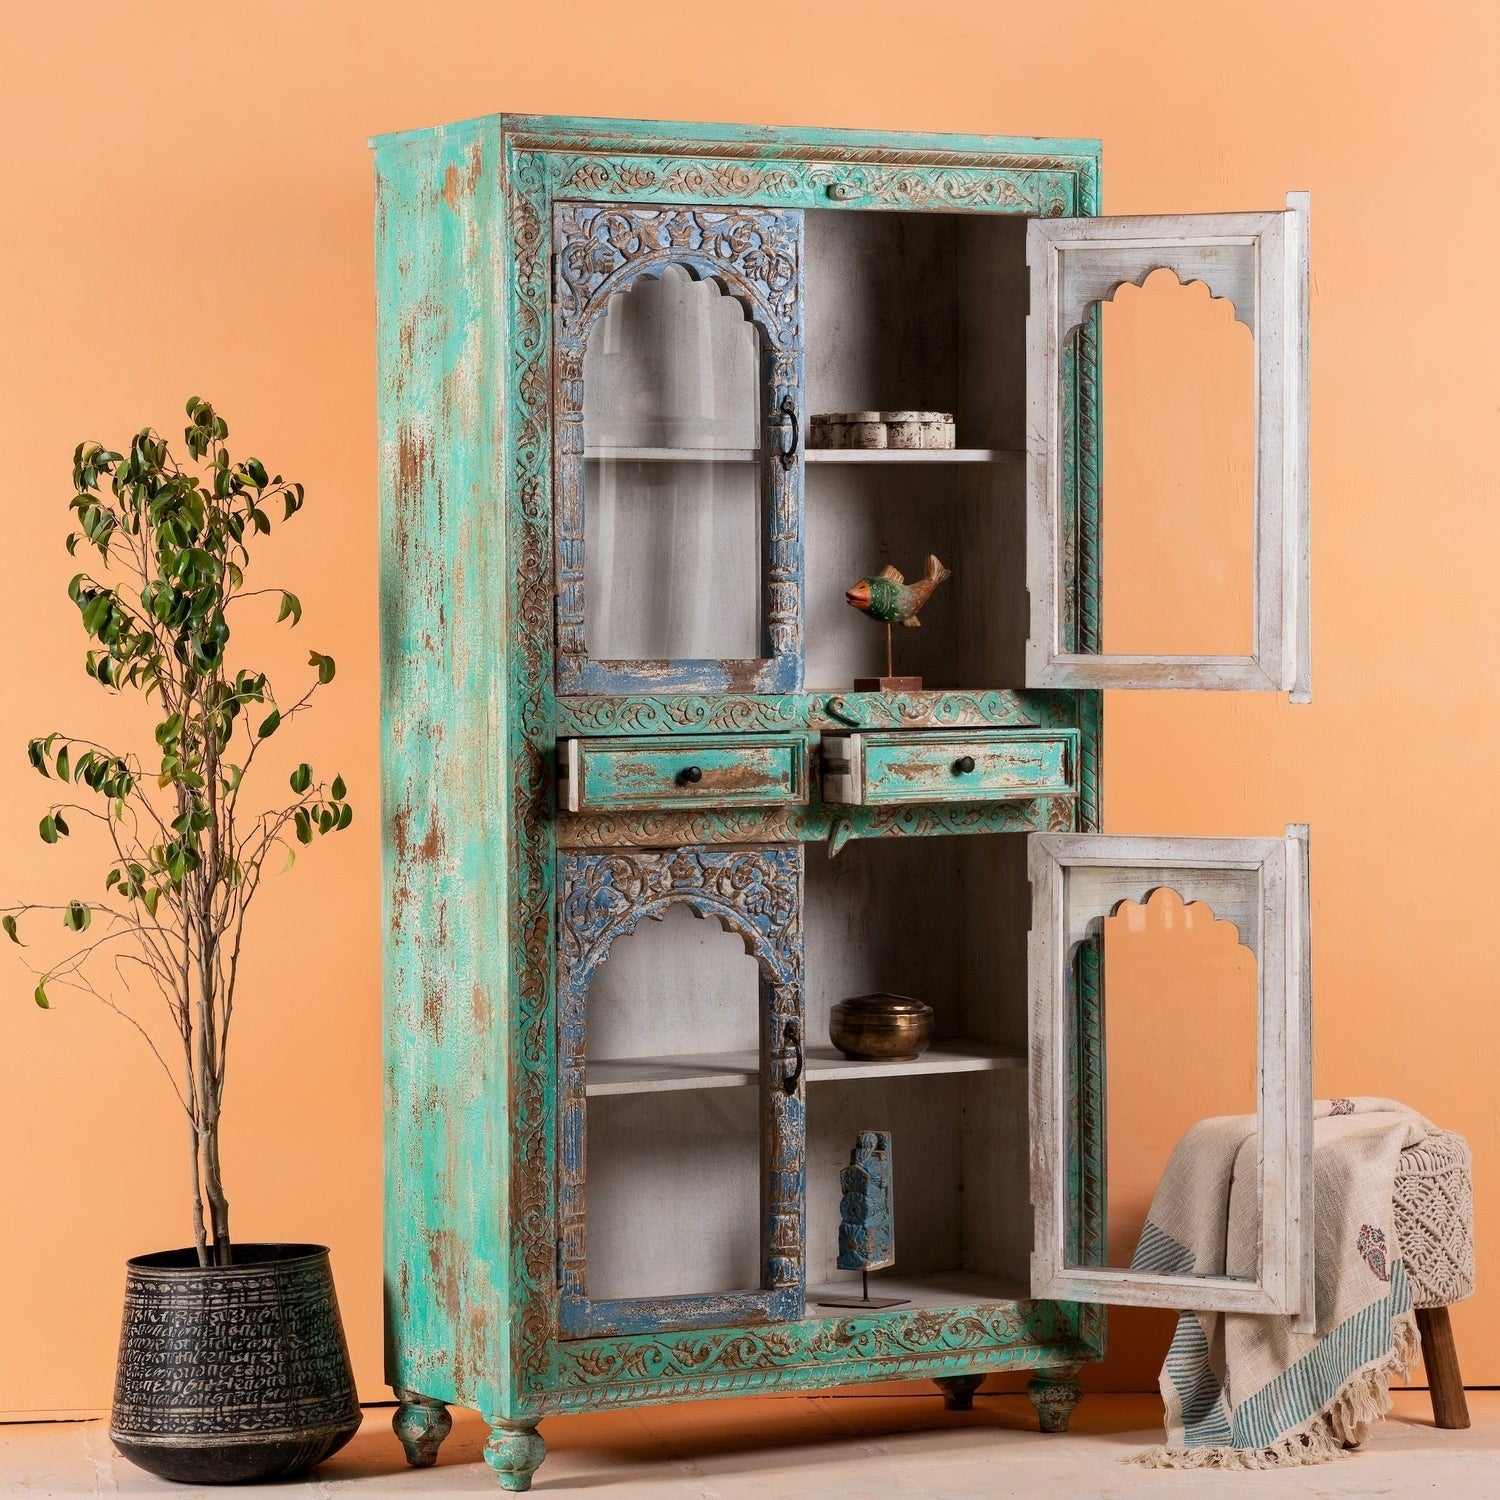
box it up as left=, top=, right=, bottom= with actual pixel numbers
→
left=556, top=845, right=806, bottom=1338
left=553, top=203, right=805, bottom=696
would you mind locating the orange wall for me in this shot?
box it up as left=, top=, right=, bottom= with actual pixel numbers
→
left=2, top=0, right=1496, bottom=1417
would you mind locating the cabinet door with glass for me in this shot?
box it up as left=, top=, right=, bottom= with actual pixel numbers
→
left=1026, top=193, right=1311, bottom=699
left=553, top=202, right=805, bottom=695
left=555, top=845, right=806, bottom=1338
left=1019, top=200, right=1316, bottom=1322
left=1027, top=827, right=1314, bottom=1325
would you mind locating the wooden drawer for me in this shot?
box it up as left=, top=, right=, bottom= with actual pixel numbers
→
left=820, top=728, right=1078, bottom=807
left=559, top=734, right=808, bottom=813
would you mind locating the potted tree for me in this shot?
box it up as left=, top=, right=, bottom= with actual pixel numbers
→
left=4, top=400, right=361, bottom=1483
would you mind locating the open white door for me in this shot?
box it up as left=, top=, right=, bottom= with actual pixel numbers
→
left=1028, top=826, right=1313, bottom=1322
left=1026, top=194, right=1310, bottom=699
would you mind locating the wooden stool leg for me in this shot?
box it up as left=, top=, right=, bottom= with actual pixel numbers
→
left=1416, top=1306, right=1470, bottom=1430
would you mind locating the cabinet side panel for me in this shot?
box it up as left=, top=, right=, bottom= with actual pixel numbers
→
left=376, top=119, right=509, bottom=1412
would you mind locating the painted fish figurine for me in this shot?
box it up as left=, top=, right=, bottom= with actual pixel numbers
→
left=845, top=555, right=951, bottom=628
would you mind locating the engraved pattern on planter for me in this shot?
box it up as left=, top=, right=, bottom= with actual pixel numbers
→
left=110, top=1251, right=360, bottom=1450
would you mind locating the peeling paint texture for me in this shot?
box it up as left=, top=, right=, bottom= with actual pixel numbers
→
left=374, top=113, right=1106, bottom=1460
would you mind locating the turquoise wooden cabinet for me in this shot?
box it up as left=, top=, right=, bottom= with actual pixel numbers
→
left=374, top=113, right=1314, bottom=1490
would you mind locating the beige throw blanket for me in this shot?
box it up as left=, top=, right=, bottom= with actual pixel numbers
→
left=1130, top=1098, right=1424, bottom=1468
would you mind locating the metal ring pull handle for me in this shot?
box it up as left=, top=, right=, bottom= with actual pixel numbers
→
left=782, top=1020, right=803, bottom=1094
left=777, top=396, right=799, bottom=470
left=678, top=765, right=703, bottom=785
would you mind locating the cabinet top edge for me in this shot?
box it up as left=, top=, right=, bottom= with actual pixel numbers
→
left=367, top=111, right=1103, bottom=164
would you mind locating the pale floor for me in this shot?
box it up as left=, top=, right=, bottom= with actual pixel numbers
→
left=2, top=1390, right=1496, bottom=1498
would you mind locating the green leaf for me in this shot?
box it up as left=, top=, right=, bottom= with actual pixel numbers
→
left=63, top=901, right=91, bottom=932
left=294, top=808, right=312, bottom=845
left=39, top=815, right=57, bottom=845
left=55, top=745, right=69, bottom=781
left=277, top=591, right=302, bottom=626
left=331, top=774, right=346, bottom=800
left=34, top=980, right=50, bottom=1009
left=290, top=762, right=312, bottom=794
left=258, top=708, right=280, bottom=738
left=337, top=803, right=353, bottom=830
left=309, top=650, right=336, bottom=684
left=2, top=915, right=19, bottom=944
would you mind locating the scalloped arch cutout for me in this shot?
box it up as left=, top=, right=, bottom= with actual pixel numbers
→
left=1096, top=265, right=1254, bottom=336
left=584, top=262, right=760, bottom=452
left=1104, top=884, right=1256, bottom=963
left=1059, top=240, right=1257, bottom=336
left=605, top=889, right=771, bottom=966
left=596, top=259, right=757, bottom=329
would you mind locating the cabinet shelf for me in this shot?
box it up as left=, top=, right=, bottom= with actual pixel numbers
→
left=585, top=1039, right=1025, bottom=1097
left=583, top=446, right=1017, bottom=465
left=585, top=446, right=758, bottom=462
left=808, top=1268, right=1029, bottom=1312
left=805, top=448, right=1019, bottom=464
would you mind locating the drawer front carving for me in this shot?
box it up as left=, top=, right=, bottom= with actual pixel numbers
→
left=560, top=734, right=808, bottom=813
left=821, top=729, right=1077, bottom=807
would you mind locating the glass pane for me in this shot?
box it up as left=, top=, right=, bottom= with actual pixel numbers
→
left=583, top=263, right=762, bottom=661
left=585, top=904, right=762, bottom=1301
left=1090, top=268, right=1256, bottom=656
left=1066, top=875, right=1259, bottom=1278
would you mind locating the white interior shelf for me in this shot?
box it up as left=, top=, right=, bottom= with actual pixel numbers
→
left=808, top=1268, right=1030, bottom=1311
left=805, top=448, right=1019, bottom=464
left=585, top=1039, right=1026, bottom=1097
left=585, top=446, right=758, bottom=462
left=583, top=446, right=1019, bottom=464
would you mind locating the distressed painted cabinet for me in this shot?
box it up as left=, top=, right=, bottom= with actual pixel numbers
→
left=374, top=114, right=1313, bottom=1490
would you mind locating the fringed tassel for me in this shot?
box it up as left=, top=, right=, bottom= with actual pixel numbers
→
left=1128, top=1312, right=1420, bottom=1470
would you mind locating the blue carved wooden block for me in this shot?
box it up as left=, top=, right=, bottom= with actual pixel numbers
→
left=837, top=1131, right=895, bottom=1272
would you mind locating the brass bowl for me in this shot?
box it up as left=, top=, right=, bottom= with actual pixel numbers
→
left=829, top=993, right=935, bottom=1062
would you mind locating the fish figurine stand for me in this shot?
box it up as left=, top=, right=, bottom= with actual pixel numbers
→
left=844, top=555, right=951, bottom=691
left=817, top=1131, right=909, bottom=1310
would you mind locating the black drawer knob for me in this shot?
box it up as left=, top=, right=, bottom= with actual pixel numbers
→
left=953, top=755, right=976, bottom=775
left=678, top=765, right=703, bottom=785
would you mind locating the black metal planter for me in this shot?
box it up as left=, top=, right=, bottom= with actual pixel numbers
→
left=109, top=1243, right=361, bottom=1484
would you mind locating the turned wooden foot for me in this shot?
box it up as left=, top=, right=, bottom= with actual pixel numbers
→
left=393, top=1389, right=452, bottom=1467
left=934, top=1373, right=986, bottom=1411
left=1028, top=1367, right=1083, bottom=1433
left=485, top=1420, right=546, bottom=1492
left=1417, top=1306, right=1470, bottom=1430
